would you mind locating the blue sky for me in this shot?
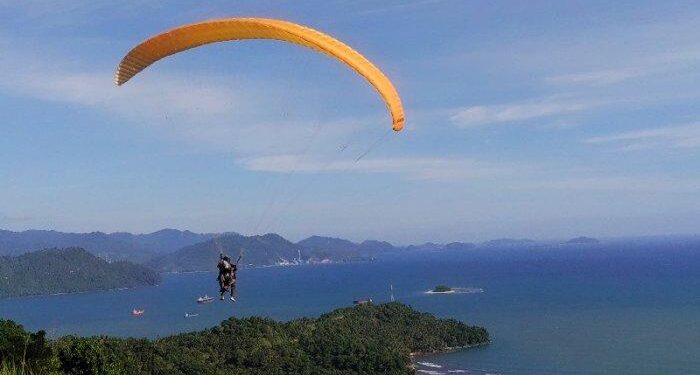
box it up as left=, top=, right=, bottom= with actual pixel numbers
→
left=1, top=1, right=699, bottom=244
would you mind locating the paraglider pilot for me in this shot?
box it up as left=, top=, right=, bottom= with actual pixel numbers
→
left=217, top=253, right=240, bottom=301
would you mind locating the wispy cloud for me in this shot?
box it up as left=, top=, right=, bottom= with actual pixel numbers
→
left=0, top=41, right=368, bottom=157
left=545, top=46, right=700, bottom=88
left=241, top=154, right=518, bottom=181
left=0, top=212, right=36, bottom=223
left=584, top=122, right=700, bottom=150
left=0, top=1, right=160, bottom=28
left=518, top=175, right=700, bottom=193
left=443, top=10, right=700, bottom=135
left=357, top=0, right=447, bottom=16
left=546, top=68, right=648, bottom=86
left=0, top=40, right=439, bottom=181
left=450, top=96, right=601, bottom=128
left=0, top=41, right=242, bottom=121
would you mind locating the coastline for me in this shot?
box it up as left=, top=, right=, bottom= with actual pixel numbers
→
left=410, top=346, right=491, bottom=371
left=411, top=341, right=490, bottom=358
left=5, top=260, right=371, bottom=299
left=409, top=342, right=490, bottom=372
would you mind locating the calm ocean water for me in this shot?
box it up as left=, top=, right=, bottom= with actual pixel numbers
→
left=2, top=246, right=699, bottom=375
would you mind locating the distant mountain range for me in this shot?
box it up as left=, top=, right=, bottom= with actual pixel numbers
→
left=0, top=229, right=216, bottom=262
left=0, top=228, right=613, bottom=272
left=149, top=234, right=398, bottom=272
left=298, top=235, right=395, bottom=259
left=562, top=236, right=600, bottom=245
left=482, top=238, right=538, bottom=247
left=405, top=242, right=476, bottom=252
left=0, top=248, right=160, bottom=298
left=7, top=230, right=700, bottom=300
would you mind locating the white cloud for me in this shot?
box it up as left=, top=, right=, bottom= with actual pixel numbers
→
left=241, top=154, right=518, bottom=181
left=442, top=10, right=700, bottom=135
left=584, top=122, right=700, bottom=150
left=0, top=41, right=448, bottom=182
left=0, top=41, right=377, bottom=158
left=0, top=43, right=241, bottom=121
left=450, top=96, right=600, bottom=128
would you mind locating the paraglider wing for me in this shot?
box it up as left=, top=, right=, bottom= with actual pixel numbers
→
left=114, top=18, right=405, bottom=131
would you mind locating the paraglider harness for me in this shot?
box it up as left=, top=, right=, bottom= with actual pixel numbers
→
left=218, top=253, right=241, bottom=296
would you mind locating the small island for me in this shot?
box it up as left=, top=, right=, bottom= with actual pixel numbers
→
left=432, top=285, right=454, bottom=293
left=0, top=302, right=489, bottom=375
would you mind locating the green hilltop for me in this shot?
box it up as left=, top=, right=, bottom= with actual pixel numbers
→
left=1, top=302, right=489, bottom=375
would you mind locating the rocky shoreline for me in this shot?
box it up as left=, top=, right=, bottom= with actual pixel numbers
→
left=409, top=341, right=491, bottom=372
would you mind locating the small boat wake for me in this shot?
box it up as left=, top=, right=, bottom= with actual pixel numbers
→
left=197, top=295, right=215, bottom=304
left=415, top=361, right=501, bottom=375
left=417, top=361, right=442, bottom=368
left=424, top=287, right=484, bottom=295
left=131, top=309, right=145, bottom=317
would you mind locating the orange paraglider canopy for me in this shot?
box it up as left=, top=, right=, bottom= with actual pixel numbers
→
left=115, top=17, right=405, bottom=131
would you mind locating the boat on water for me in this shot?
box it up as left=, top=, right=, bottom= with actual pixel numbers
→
left=184, top=313, right=199, bottom=318
left=353, top=298, right=373, bottom=305
left=131, top=309, right=145, bottom=316
left=197, top=295, right=214, bottom=304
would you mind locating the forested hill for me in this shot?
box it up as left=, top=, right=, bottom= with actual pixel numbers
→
left=2, top=302, right=489, bottom=374
left=148, top=233, right=301, bottom=272
left=0, top=248, right=161, bottom=298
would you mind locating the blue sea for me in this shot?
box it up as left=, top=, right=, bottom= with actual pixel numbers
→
left=2, top=244, right=700, bottom=375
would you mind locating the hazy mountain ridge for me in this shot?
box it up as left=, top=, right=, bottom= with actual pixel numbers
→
left=0, top=228, right=610, bottom=274
left=149, top=233, right=302, bottom=272
left=108, top=228, right=217, bottom=255
left=482, top=238, right=538, bottom=247
left=563, top=236, right=600, bottom=244
left=149, top=234, right=396, bottom=272
left=403, top=242, right=444, bottom=252
left=0, top=229, right=216, bottom=262
left=150, top=233, right=549, bottom=272
left=298, top=235, right=395, bottom=260
left=0, top=247, right=161, bottom=298
left=5, top=228, right=700, bottom=275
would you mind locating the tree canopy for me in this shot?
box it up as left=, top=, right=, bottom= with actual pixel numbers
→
left=1, top=303, right=488, bottom=375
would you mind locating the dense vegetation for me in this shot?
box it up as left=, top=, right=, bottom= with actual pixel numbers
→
left=0, top=303, right=489, bottom=375
left=0, top=320, right=56, bottom=374
left=0, top=248, right=161, bottom=298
